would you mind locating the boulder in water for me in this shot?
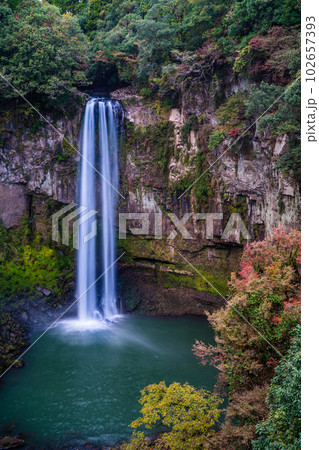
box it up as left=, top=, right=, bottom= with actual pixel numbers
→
left=0, top=436, right=24, bottom=449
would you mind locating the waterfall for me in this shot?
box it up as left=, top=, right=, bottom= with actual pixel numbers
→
left=77, top=99, right=96, bottom=321
left=77, top=98, right=122, bottom=322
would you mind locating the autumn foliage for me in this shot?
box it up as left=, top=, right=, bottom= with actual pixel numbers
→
left=194, top=226, right=301, bottom=392
left=125, top=381, right=222, bottom=450
left=193, top=227, right=300, bottom=447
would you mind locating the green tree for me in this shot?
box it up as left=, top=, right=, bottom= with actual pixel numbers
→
left=91, top=0, right=229, bottom=87
left=0, top=0, right=90, bottom=99
left=253, top=325, right=301, bottom=449
left=228, top=0, right=300, bottom=43
left=245, top=81, right=284, bottom=119
left=126, top=381, right=222, bottom=449
left=47, top=0, right=88, bottom=14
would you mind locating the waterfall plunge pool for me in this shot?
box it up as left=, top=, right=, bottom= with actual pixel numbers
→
left=0, top=315, right=218, bottom=448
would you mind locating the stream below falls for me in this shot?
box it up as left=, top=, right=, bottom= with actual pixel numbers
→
left=0, top=316, right=218, bottom=448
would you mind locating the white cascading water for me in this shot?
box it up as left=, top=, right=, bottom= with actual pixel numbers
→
left=99, top=100, right=119, bottom=318
left=77, top=99, right=97, bottom=321
left=77, top=98, right=121, bottom=323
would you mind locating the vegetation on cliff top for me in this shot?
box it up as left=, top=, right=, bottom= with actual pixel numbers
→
left=46, top=0, right=300, bottom=88
left=0, top=0, right=89, bottom=103
left=0, top=0, right=301, bottom=178
left=1, top=0, right=300, bottom=96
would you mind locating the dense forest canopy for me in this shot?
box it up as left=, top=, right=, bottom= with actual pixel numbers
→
left=1, top=0, right=300, bottom=93
left=0, top=0, right=301, bottom=170
left=0, top=0, right=90, bottom=99
left=0, top=0, right=301, bottom=174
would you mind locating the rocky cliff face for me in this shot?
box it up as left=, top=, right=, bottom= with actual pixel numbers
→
left=0, top=101, right=83, bottom=233
left=0, top=83, right=300, bottom=316
left=0, top=100, right=82, bottom=311
left=112, top=83, right=300, bottom=314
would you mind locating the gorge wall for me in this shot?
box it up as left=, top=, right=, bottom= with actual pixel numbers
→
left=0, top=78, right=300, bottom=316
left=0, top=101, right=82, bottom=230
left=113, top=80, right=300, bottom=315
left=0, top=99, right=84, bottom=306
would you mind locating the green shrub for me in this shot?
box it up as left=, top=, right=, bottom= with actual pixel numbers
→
left=275, top=138, right=301, bottom=182
left=215, top=92, right=248, bottom=126
left=245, top=80, right=300, bottom=137
left=208, top=131, right=224, bottom=150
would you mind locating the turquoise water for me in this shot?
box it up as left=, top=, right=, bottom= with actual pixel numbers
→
left=0, top=316, right=218, bottom=448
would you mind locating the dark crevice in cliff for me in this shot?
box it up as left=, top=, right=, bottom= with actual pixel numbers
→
left=27, top=193, right=34, bottom=233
